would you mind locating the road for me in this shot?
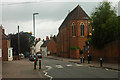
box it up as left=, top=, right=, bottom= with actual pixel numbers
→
left=42, top=57, right=119, bottom=79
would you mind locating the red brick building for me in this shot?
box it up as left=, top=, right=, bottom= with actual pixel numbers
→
left=0, top=25, right=8, bottom=61
left=47, top=35, right=57, bottom=55
left=57, top=5, right=92, bottom=58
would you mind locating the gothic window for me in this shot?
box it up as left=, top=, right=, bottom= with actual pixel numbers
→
left=81, top=23, right=84, bottom=36
left=72, top=23, right=76, bottom=36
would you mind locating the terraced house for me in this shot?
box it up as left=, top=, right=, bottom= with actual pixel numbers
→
left=57, top=5, right=92, bottom=58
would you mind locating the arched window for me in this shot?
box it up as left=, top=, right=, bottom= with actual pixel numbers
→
left=72, top=23, right=76, bottom=36
left=81, top=23, right=84, bottom=36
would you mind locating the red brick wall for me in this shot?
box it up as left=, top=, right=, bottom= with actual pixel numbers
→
left=84, top=41, right=120, bottom=63
left=0, top=26, right=8, bottom=61
left=47, top=38, right=57, bottom=55
left=2, top=39, right=8, bottom=61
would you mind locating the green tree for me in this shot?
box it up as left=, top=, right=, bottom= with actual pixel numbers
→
left=90, top=1, right=118, bottom=49
left=8, top=32, right=35, bottom=56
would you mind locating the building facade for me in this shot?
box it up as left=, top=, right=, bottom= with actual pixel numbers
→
left=0, top=25, right=13, bottom=61
left=57, top=5, right=92, bottom=58
left=47, top=35, right=57, bottom=55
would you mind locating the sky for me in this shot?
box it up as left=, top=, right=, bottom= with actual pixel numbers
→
left=0, top=0, right=119, bottom=40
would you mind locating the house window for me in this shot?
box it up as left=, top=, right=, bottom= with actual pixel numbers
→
left=81, top=23, right=84, bottom=36
left=72, top=23, right=76, bottom=36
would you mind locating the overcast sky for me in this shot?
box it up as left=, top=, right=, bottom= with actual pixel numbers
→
left=0, top=0, right=119, bottom=40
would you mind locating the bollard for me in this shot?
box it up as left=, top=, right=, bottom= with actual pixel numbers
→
left=39, top=60, right=41, bottom=69
left=83, top=57, right=84, bottom=63
left=88, top=55, right=90, bottom=64
left=34, top=60, right=36, bottom=70
left=100, top=58, right=102, bottom=67
left=80, top=57, right=82, bottom=63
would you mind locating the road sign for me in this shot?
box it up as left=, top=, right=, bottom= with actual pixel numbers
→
left=85, top=47, right=88, bottom=51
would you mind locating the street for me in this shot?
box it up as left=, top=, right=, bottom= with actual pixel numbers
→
left=42, top=57, right=119, bottom=79
left=1, top=57, right=119, bottom=79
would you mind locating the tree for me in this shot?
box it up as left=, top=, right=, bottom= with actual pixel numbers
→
left=90, top=1, right=118, bottom=49
left=8, top=32, right=35, bottom=56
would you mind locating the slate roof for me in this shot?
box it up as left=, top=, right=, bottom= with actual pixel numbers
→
left=59, top=5, right=90, bottom=30
left=41, top=40, right=50, bottom=47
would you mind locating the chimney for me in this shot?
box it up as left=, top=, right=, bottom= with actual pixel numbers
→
left=46, top=36, right=49, bottom=40
left=68, top=10, right=70, bottom=14
left=50, top=34, right=53, bottom=40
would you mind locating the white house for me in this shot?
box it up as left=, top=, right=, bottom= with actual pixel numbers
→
left=35, top=40, right=43, bottom=53
left=41, top=40, right=50, bottom=56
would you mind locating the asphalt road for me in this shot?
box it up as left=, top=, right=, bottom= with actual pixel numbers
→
left=42, top=57, right=119, bottom=79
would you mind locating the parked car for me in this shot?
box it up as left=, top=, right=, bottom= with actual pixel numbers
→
left=29, top=55, right=37, bottom=61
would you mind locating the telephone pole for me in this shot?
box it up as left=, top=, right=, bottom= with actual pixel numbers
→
left=18, top=25, right=20, bottom=56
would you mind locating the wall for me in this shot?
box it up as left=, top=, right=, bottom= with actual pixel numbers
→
left=84, top=41, right=120, bottom=63
left=47, top=38, right=57, bottom=55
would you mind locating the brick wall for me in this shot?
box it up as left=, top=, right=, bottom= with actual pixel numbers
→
left=47, top=37, right=57, bottom=55
left=84, top=41, right=120, bottom=63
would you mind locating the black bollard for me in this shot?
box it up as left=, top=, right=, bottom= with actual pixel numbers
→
left=39, top=60, right=41, bottom=69
left=83, top=57, right=84, bottom=63
left=80, top=57, right=82, bottom=63
left=34, top=60, right=36, bottom=70
left=100, top=58, right=102, bottom=67
left=88, top=55, right=90, bottom=64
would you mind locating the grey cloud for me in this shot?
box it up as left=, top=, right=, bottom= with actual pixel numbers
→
left=2, top=2, right=99, bottom=22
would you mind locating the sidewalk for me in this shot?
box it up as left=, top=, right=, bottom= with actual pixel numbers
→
left=46, top=56, right=120, bottom=71
left=2, top=58, right=45, bottom=78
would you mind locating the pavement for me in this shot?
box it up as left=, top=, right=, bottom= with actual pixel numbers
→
left=0, top=58, right=2, bottom=80
left=2, top=58, right=46, bottom=78
left=46, top=55, right=120, bottom=71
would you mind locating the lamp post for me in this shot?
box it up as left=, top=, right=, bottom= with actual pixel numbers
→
left=33, top=13, right=39, bottom=55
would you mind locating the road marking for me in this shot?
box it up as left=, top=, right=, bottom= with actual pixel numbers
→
left=43, top=66, right=53, bottom=80
left=75, top=64, right=84, bottom=67
left=66, top=64, right=72, bottom=67
left=55, top=65, right=63, bottom=68
left=43, top=71, right=53, bottom=80
left=105, top=68, right=109, bottom=71
left=46, top=66, right=52, bottom=71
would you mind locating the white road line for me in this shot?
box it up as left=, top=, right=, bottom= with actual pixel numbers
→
left=66, top=64, right=72, bottom=67
left=55, top=65, right=63, bottom=68
left=43, top=66, right=53, bottom=80
left=75, top=64, right=84, bottom=67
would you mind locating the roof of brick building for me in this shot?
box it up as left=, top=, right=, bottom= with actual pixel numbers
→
left=59, top=5, right=90, bottom=29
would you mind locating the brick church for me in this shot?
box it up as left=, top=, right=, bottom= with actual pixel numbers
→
left=57, top=5, right=92, bottom=58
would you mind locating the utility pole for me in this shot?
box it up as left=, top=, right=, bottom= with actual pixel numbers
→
left=18, top=25, right=20, bottom=57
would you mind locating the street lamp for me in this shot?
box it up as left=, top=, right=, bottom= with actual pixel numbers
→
left=33, top=13, right=39, bottom=37
left=33, top=13, right=39, bottom=55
